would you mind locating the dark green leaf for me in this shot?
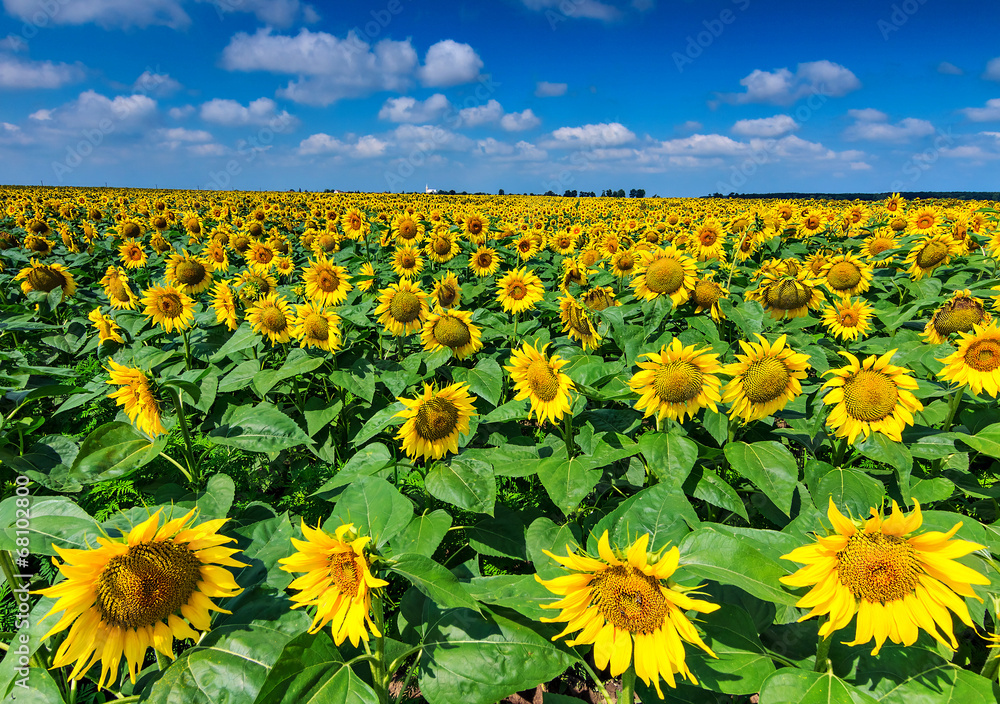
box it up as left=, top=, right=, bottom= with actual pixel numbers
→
left=425, top=456, right=496, bottom=515
left=388, top=553, right=481, bottom=612
left=724, top=441, right=799, bottom=516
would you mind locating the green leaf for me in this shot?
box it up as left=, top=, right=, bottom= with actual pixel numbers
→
left=0, top=434, right=81, bottom=492
left=702, top=409, right=730, bottom=447
left=724, top=441, right=799, bottom=516
left=328, top=357, right=377, bottom=404
left=70, top=421, right=160, bottom=483
left=452, top=357, right=503, bottom=406
left=814, top=466, right=886, bottom=518
left=0, top=496, right=100, bottom=556
left=303, top=396, right=343, bottom=437
left=535, top=453, right=602, bottom=517
left=639, top=430, right=698, bottom=484
left=953, top=423, right=1000, bottom=459
left=388, top=553, right=481, bottom=612
left=851, top=643, right=999, bottom=703
left=758, top=669, right=878, bottom=704
left=233, top=512, right=297, bottom=591
left=683, top=466, right=749, bottom=522
left=481, top=398, right=528, bottom=423
left=687, top=604, right=775, bottom=695
left=4, top=668, right=65, bottom=703
left=526, top=517, right=582, bottom=580
left=425, top=456, right=496, bottom=515
left=210, top=322, right=262, bottom=362
left=311, top=443, right=395, bottom=499
left=465, top=575, right=561, bottom=620
left=592, top=482, right=699, bottom=554
left=218, top=359, right=262, bottom=393
left=0, top=596, right=60, bottom=700
left=327, top=476, right=412, bottom=548
left=855, top=433, right=913, bottom=475
left=354, top=401, right=405, bottom=446
left=209, top=402, right=313, bottom=453
left=467, top=505, right=526, bottom=560
left=391, top=509, right=453, bottom=558
left=678, top=528, right=797, bottom=605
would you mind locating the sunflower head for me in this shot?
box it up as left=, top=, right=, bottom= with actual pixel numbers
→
left=395, top=382, right=478, bottom=460
left=421, top=309, right=483, bottom=359
left=505, top=342, right=575, bottom=424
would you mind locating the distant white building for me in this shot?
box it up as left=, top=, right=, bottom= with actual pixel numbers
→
left=425, top=184, right=438, bottom=194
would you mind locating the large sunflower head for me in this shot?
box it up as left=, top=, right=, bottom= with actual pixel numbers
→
left=391, top=244, right=424, bottom=279
left=505, top=342, right=575, bottom=424
left=690, top=276, right=728, bottom=322
left=395, top=382, right=478, bottom=460
left=821, top=296, right=874, bottom=341
left=118, top=238, right=147, bottom=269
left=904, top=233, right=961, bottom=281
left=420, top=308, right=483, bottom=359
left=821, top=350, right=923, bottom=444
left=89, top=308, right=125, bottom=345
left=629, top=338, right=723, bottom=423
left=748, top=271, right=826, bottom=319
left=462, top=212, right=489, bottom=243
left=937, top=321, right=1000, bottom=397
left=303, top=257, right=353, bottom=306
left=862, top=232, right=898, bottom=268
left=374, top=280, right=430, bottom=336
left=165, top=250, right=213, bottom=295
left=393, top=214, right=425, bottom=244
left=820, top=253, right=873, bottom=297
left=15, top=259, right=77, bottom=300
left=631, top=246, right=697, bottom=306
left=290, top=301, right=342, bottom=351
left=36, top=508, right=245, bottom=688
left=496, top=267, right=545, bottom=315
left=559, top=294, right=602, bottom=351
left=537, top=531, right=719, bottom=696
left=431, top=272, right=462, bottom=309
left=610, top=249, right=638, bottom=278
left=141, top=284, right=194, bottom=333
left=248, top=292, right=293, bottom=345
left=908, top=206, right=944, bottom=236
left=922, top=290, right=991, bottom=344
left=425, top=231, right=460, bottom=263
left=581, top=285, right=618, bottom=312
left=105, top=358, right=166, bottom=437
left=781, top=499, right=988, bottom=655
left=721, top=334, right=811, bottom=423
left=469, top=246, right=501, bottom=277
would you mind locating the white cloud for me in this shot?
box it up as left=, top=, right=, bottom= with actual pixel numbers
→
left=393, top=124, right=474, bottom=152
left=675, top=120, right=702, bottom=134
left=459, top=100, right=504, bottom=127
left=221, top=28, right=418, bottom=106
left=169, top=105, right=195, bottom=120
left=188, top=143, right=228, bottom=157
left=298, top=133, right=344, bottom=155
left=29, top=109, right=52, bottom=121
left=297, top=133, right=387, bottom=158
left=545, top=122, right=635, bottom=148
left=197, top=0, right=319, bottom=27
left=843, top=109, right=935, bottom=141
left=850, top=161, right=872, bottom=170
left=199, top=97, right=296, bottom=128
left=500, top=108, right=541, bottom=131
left=158, top=127, right=212, bottom=142
left=518, top=0, right=622, bottom=22
left=960, top=98, right=1000, bottom=122
left=418, top=40, right=483, bottom=87
left=938, top=61, right=963, bottom=75
left=984, top=57, right=1000, bottom=81
left=0, top=53, right=84, bottom=89
left=378, top=94, right=452, bottom=123
left=132, top=70, right=181, bottom=97
left=658, top=133, right=748, bottom=156
left=731, top=114, right=799, bottom=138
left=2, top=0, right=191, bottom=29
left=535, top=81, right=567, bottom=97
left=354, top=135, right=389, bottom=157
left=717, top=60, right=860, bottom=105
left=45, top=90, right=158, bottom=131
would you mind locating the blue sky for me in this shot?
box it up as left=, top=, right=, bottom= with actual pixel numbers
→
left=1, top=0, right=998, bottom=195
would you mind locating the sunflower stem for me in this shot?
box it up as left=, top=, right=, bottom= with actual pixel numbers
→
left=832, top=437, right=849, bottom=467
left=574, top=654, right=614, bottom=704
left=158, top=452, right=193, bottom=484
left=813, top=629, right=833, bottom=673
left=563, top=413, right=575, bottom=459
left=181, top=328, right=192, bottom=371
left=618, top=663, right=636, bottom=703
left=167, top=388, right=200, bottom=489
left=68, top=677, right=78, bottom=704
left=942, top=385, right=965, bottom=433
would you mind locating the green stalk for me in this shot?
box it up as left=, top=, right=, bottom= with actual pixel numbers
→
left=573, top=654, right=614, bottom=704
left=982, top=597, right=1000, bottom=680
left=563, top=412, right=575, bottom=459
left=832, top=436, right=849, bottom=467
left=181, top=328, right=192, bottom=371
left=942, top=385, right=965, bottom=433
left=814, top=625, right=832, bottom=673
left=167, top=388, right=200, bottom=489
left=619, top=664, right=636, bottom=704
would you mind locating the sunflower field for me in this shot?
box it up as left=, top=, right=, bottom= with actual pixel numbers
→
left=2, top=188, right=1000, bottom=704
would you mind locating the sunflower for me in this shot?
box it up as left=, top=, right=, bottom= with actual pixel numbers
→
left=580, top=286, right=618, bottom=312
left=496, top=267, right=545, bottom=315
left=559, top=259, right=588, bottom=291
left=15, top=259, right=77, bottom=300
left=425, top=231, right=460, bottom=263
left=550, top=231, right=578, bottom=256
left=821, top=297, right=875, bottom=341
left=559, top=294, right=602, bottom=351
left=631, top=246, right=698, bottom=306
left=821, top=351, right=923, bottom=443
left=395, top=382, right=478, bottom=460
left=537, top=531, right=719, bottom=696
left=469, top=246, right=501, bottom=277
left=340, top=208, right=369, bottom=240
left=690, top=276, right=728, bottom=322
left=105, top=359, right=166, bottom=437
left=211, top=280, right=239, bottom=331
left=391, top=245, right=424, bottom=280
left=748, top=271, right=826, bottom=320
left=505, top=342, right=575, bottom=424
left=393, top=214, right=425, bottom=245
left=922, top=290, right=991, bottom=344
left=781, top=499, right=988, bottom=656
left=431, top=272, right=462, bottom=309
left=303, top=257, right=353, bottom=306
left=514, top=233, right=540, bottom=261
left=89, top=308, right=124, bottom=345
left=462, top=212, right=489, bottom=243
left=36, top=508, right=245, bottom=688
left=610, top=249, right=639, bottom=278
left=290, top=301, right=342, bottom=352
left=903, top=233, right=961, bottom=280
left=356, top=261, right=377, bottom=293
left=732, top=231, right=761, bottom=263
left=885, top=192, right=904, bottom=213
left=691, top=219, right=726, bottom=261
left=722, top=334, right=811, bottom=423
left=629, top=339, right=723, bottom=423
left=278, top=521, right=388, bottom=647
left=421, top=309, right=482, bottom=359
left=578, top=247, right=602, bottom=270
left=247, top=241, right=276, bottom=270
left=820, top=253, right=872, bottom=297
left=862, top=232, right=898, bottom=268
left=118, top=238, right=147, bottom=269
left=937, top=321, right=1000, bottom=397
left=375, top=280, right=430, bottom=336
left=908, top=206, right=944, bottom=236
left=164, top=250, right=213, bottom=295
left=248, top=292, right=293, bottom=345
left=141, top=284, right=194, bottom=334
left=23, top=234, right=55, bottom=256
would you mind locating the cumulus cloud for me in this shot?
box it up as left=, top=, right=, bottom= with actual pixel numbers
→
left=378, top=94, right=452, bottom=123
left=0, top=53, right=84, bottom=89
left=544, top=122, right=635, bottom=148
left=393, top=123, right=473, bottom=152
left=961, top=98, right=1000, bottom=122
left=200, top=97, right=297, bottom=128
left=843, top=109, right=935, bottom=141
left=132, top=70, right=181, bottom=97
left=197, top=0, right=319, bottom=27
left=717, top=60, right=861, bottom=105
left=500, top=108, right=541, bottom=131
left=298, top=133, right=388, bottom=157
left=169, top=105, right=195, bottom=120
left=937, top=61, right=963, bottom=75
left=459, top=100, right=504, bottom=127
left=535, top=81, right=567, bottom=97
left=2, top=0, right=191, bottom=29
left=475, top=138, right=547, bottom=161
left=984, top=57, right=1000, bottom=81
left=658, top=133, right=748, bottom=156
left=731, top=114, right=799, bottom=138
left=418, top=40, right=483, bottom=87
left=674, top=120, right=702, bottom=134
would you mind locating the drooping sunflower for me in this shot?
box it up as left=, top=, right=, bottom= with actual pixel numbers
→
left=356, top=261, right=377, bottom=293
left=721, top=334, right=811, bottom=423
left=165, top=250, right=213, bottom=295
left=496, top=267, right=545, bottom=315
left=141, top=284, right=194, bottom=333
left=391, top=245, right=424, bottom=279
left=375, top=280, right=430, bottom=336
left=629, top=339, right=723, bottom=423
left=211, top=280, right=239, bottom=331
left=537, top=532, right=719, bottom=696
left=118, top=238, right=147, bottom=269
left=431, top=272, right=462, bottom=309
left=922, top=290, right=991, bottom=344
left=821, top=297, right=875, bottom=341
left=290, top=301, right=342, bottom=352
left=559, top=258, right=588, bottom=291
left=937, top=321, right=1000, bottom=397
left=303, top=257, right=353, bottom=307
left=279, top=521, right=388, bottom=647
left=580, top=286, right=618, bottom=312
left=248, top=292, right=293, bottom=345
left=89, top=308, right=124, bottom=345
left=862, top=232, right=898, bottom=268
left=469, top=246, right=501, bottom=277
left=690, top=276, right=728, bottom=322
left=395, top=382, right=478, bottom=460
left=631, top=246, right=698, bottom=306
left=748, top=271, right=826, bottom=320
left=505, top=342, right=575, bottom=424
left=36, top=508, right=245, bottom=688
left=559, top=294, right=602, bottom=351
left=420, top=309, right=482, bottom=359
left=821, top=350, right=923, bottom=443
left=105, top=359, right=166, bottom=437
left=903, top=233, right=961, bottom=280
left=15, top=259, right=77, bottom=300
left=22, top=234, right=55, bottom=257
left=781, top=499, right=988, bottom=655
left=820, top=253, right=873, bottom=297
left=610, top=249, right=639, bottom=278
